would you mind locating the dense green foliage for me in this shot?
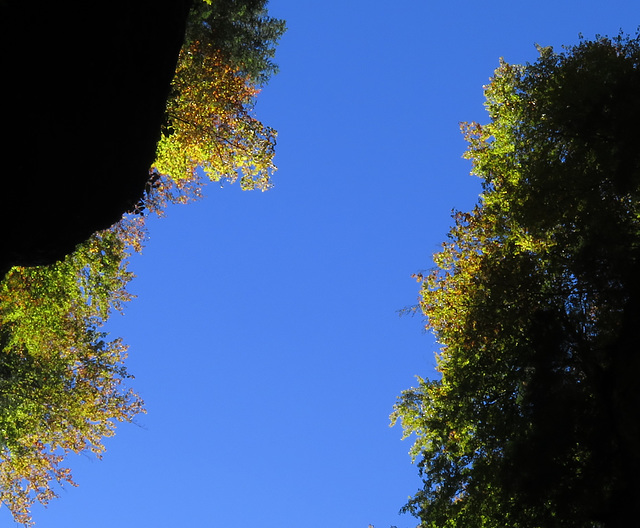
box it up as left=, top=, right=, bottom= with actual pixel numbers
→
left=0, top=1, right=284, bottom=524
left=187, top=0, right=286, bottom=85
left=0, top=231, right=142, bottom=525
left=392, top=34, right=640, bottom=528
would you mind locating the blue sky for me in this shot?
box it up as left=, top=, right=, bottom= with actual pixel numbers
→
left=6, top=1, right=640, bottom=527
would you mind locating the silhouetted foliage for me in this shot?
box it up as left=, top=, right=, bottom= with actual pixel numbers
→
left=392, top=33, right=640, bottom=528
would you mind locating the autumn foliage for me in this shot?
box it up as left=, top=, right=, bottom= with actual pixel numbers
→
left=154, top=40, right=277, bottom=192
left=392, top=34, right=640, bottom=527
left=0, top=233, right=142, bottom=525
left=0, top=0, right=284, bottom=524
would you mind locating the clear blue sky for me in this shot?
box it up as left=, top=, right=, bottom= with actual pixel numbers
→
left=7, top=1, right=640, bottom=527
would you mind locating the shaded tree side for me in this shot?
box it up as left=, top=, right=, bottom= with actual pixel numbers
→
left=0, top=0, right=193, bottom=276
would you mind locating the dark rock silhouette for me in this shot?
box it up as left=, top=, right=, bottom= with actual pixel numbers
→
left=0, top=0, right=193, bottom=276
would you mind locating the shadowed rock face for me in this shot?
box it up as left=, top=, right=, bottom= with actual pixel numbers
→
left=0, top=0, right=193, bottom=276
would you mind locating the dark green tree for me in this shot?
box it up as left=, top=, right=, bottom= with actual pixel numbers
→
left=392, top=34, right=640, bottom=528
left=185, top=0, right=286, bottom=86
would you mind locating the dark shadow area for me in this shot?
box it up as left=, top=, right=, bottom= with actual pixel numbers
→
left=0, top=0, right=193, bottom=276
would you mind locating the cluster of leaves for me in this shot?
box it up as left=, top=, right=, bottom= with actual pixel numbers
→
left=187, top=0, right=286, bottom=86
left=153, top=40, right=277, bottom=191
left=0, top=232, right=143, bottom=526
left=392, top=34, right=640, bottom=528
left=0, top=1, right=284, bottom=524
left=153, top=0, right=285, bottom=194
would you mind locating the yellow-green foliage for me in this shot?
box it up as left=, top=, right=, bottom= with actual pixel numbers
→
left=154, top=41, right=277, bottom=191
left=0, top=232, right=143, bottom=526
left=0, top=2, right=283, bottom=523
left=392, top=34, right=640, bottom=528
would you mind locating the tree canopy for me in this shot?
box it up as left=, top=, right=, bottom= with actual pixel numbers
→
left=153, top=39, right=277, bottom=192
left=152, top=0, right=285, bottom=195
left=391, top=33, right=640, bottom=528
left=186, top=0, right=286, bottom=86
left=0, top=232, right=142, bottom=525
left=0, top=0, right=284, bottom=524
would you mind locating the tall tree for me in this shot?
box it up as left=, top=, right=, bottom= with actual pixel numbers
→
left=392, top=34, right=640, bottom=528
